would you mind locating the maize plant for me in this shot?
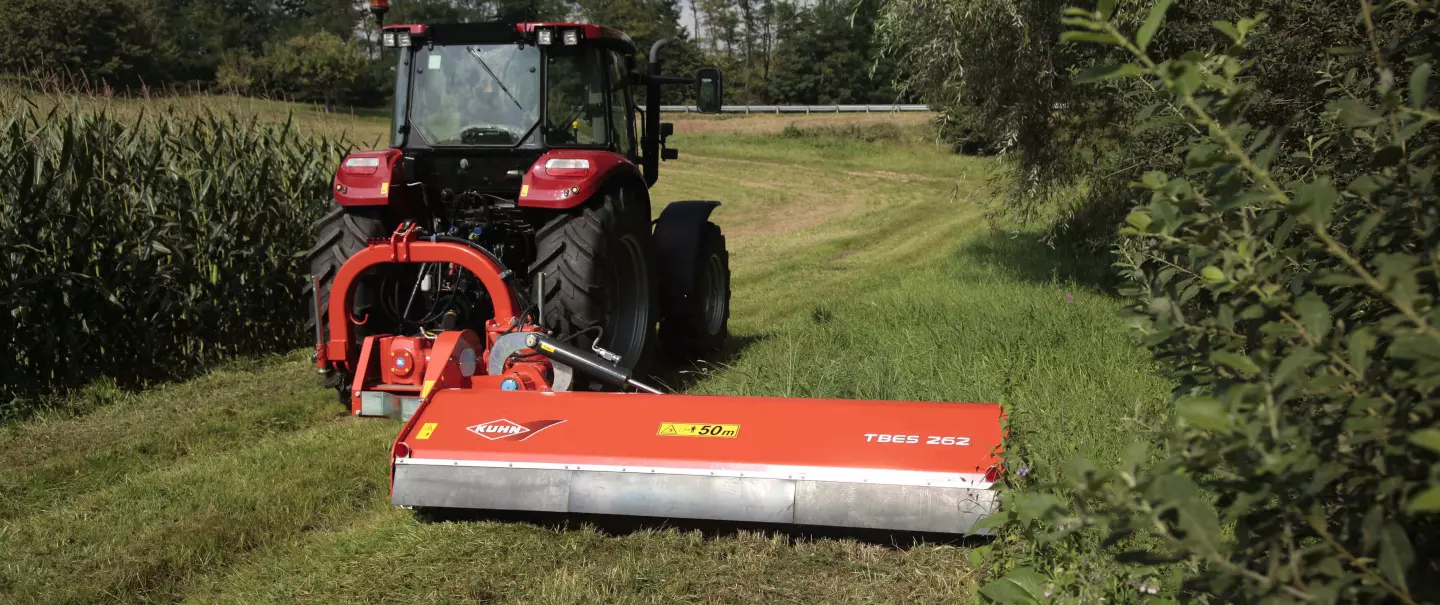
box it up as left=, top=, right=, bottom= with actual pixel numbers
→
left=0, top=99, right=350, bottom=417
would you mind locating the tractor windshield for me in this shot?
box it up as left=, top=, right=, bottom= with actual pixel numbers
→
left=409, top=44, right=541, bottom=146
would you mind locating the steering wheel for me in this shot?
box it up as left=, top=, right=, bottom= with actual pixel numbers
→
left=547, top=104, right=597, bottom=143
left=458, top=124, right=516, bottom=145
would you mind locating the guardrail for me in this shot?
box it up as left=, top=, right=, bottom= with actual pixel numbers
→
left=659, top=104, right=931, bottom=114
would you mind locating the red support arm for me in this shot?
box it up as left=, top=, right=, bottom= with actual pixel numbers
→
left=325, top=232, right=520, bottom=367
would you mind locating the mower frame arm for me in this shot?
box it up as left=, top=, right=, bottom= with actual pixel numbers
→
left=323, top=229, right=522, bottom=368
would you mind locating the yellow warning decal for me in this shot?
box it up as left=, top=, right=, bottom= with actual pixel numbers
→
left=420, top=379, right=436, bottom=399
left=520, top=184, right=530, bottom=197
left=539, top=342, right=556, bottom=353
left=416, top=422, right=438, bottom=440
left=657, top=423, right=740, bottom=438
left=380, top=182, right=390, bottom=195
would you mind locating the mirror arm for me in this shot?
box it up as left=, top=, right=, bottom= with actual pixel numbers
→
left=642, top=39, right=675, bottom=187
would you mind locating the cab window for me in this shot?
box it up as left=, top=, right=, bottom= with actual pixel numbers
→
left=607, top=51, right=635, bottom=157
left=545, top=47, right=608, bottom=145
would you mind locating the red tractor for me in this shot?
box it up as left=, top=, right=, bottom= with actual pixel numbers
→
left=305, top=8, right=1005, bottom=534
left=309, top=17, right=730, bottom=396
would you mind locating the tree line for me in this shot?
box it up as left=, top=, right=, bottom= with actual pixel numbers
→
left=0, top=0, right=905, bottom=107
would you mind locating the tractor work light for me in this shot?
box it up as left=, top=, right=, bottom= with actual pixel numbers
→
left=397, top=32, right=412, bottom=47
left=544, top=158, right=592, bottom=177
left=382, top=32, right=396, bottom=47
left=536, top=29, right=553, bottom=46
left=562, top=29, right=580, bottom=46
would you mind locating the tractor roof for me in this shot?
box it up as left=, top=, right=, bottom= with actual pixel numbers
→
left=381, top=22, right=635, bottom=54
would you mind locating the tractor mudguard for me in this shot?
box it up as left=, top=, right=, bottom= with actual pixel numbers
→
left=653, top=200, right=721, bottom=316
left=333, top=149, right=402, bottom=206
left=519, top=150, right=644, bottom=210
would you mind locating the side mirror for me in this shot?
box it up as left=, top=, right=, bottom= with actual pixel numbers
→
left=696, top=68, right=723, bottom=114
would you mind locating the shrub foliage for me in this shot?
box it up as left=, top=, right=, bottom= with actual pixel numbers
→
left=976, top=1, right=1440, bottom=603
left=0, top=101, right=346, bottom=416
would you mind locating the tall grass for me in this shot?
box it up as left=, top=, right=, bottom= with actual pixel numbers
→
left=0, top=98, right=350, bottom=416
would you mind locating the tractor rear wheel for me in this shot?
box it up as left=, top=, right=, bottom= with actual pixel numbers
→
left=659, top=221, right=730, bottom=357
left=530, top=186, right=656, bottom=382
left=304, top=203, right=389, bottom=399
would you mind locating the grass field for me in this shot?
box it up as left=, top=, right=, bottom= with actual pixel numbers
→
left=0, top=98, right=1167, bottom=604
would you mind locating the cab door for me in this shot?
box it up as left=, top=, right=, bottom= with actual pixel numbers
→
left=605, top=50, right=638, bottom=161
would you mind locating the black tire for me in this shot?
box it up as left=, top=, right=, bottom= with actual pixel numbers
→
left=303, top=203, right=389, bottom=396
left=659, top=221, right=730, bottom=357
left=530, top=186, right=656, bottom=379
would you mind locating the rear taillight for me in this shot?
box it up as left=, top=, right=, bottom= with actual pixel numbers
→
left=543, top=158, right=592, bottom=178
left=983, top=464, right=1004, bottom=483
left=393, top=441, right=411, bottom=458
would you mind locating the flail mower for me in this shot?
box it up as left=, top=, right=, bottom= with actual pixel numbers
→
left=309, top=2, right=1005, bottom=534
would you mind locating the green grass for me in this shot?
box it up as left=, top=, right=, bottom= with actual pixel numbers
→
left=0, top=101, right=1166, bottom=604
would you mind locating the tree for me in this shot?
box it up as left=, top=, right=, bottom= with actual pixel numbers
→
left=765, top=0, right=897, bottom=104
left=257, top=32, right=368, bottom=110
left=0, top=0, right=169, bottom=87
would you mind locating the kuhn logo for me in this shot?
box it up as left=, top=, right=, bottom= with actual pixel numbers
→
left=466, top=418, right=565, bottom=441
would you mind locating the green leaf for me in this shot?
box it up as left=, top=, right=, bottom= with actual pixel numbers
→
left=967, top=544, right=992, bottom=568
left=1076, top=63, right=1144, bottom=83
left=1295, top=293, right=1331, bottom=340
left=1170, top=62, right=1202, bottom=97
left=1378, top=523, right=1413, bottom=596
left=1177, top=396, right=1230, bottom=430
left=1348, top=328, right=1377, bottom=376
left=1389, top=334, right=1440, bottom=361
left=1411, top=429, right=1440, bottom=453
left=1137, top=0, right=1175, bottom=51
left=1060, top=31, right=1121, bottom=45
left=1212, top=21, right=1241, bottom=43
left=1126, top=210, right=1153, bottom=230
left=1097, top=0, right=1117, bottom=19
left=1409, top=486, right=1440, bottom=513
left=1152, top=474, right=1222, bottom=550
left=1236, top=13, right=1266, bottom=38
left=1201, top=266, right=1225, bottom=284
left=978, top=568, right=1047, bottom=605
left=1333, top=98, right=1384, bottom=127
left=1410, top=62, right=1431, bottom=109
left=1212, top=351, right=1260, bottom=376
left=1294, top=178, right=1338, bottom=225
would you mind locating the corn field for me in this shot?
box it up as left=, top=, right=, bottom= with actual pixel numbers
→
left=0, top=100, right=350, bottom=416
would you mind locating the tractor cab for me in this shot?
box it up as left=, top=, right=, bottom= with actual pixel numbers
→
left=370, top=22, right=721, bottom=202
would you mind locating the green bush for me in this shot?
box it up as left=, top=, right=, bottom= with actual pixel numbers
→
left=0, top=100, right=348, bottom=417
left=979, top=2, right=1440, bottom=603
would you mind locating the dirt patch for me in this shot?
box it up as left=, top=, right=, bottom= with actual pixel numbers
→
left=670, top=112, right=933, bottom=136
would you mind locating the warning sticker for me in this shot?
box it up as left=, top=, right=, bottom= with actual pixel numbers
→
left=416, top=422, right=438, bottom=440
left=657, top=423, right=739, bottom=438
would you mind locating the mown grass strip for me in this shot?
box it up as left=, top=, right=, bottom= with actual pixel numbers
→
left=0, top=352, right=344, bottom=521
left=0, top=419, right=392, bottom=603
left=187, top=509, right=979, bottom=604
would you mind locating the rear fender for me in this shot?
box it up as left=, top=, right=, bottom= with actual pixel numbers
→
left=653, top=200, right=721, bottom=317
left=334, top=149, right=402, bottom=207
left=519, top=150, right=642, bottom=210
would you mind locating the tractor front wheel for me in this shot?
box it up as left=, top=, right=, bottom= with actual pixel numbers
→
left=530, top=186, right=656, bottom=382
